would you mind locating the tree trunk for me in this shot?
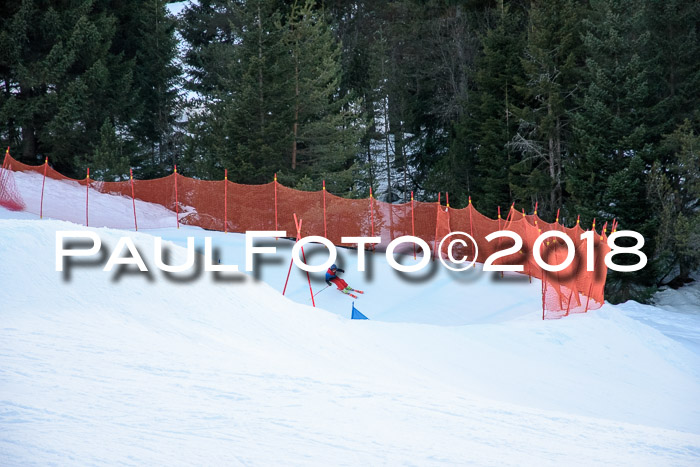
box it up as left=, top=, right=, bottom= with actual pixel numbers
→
left=395, top=127, right=407, bottom=202
left=257, top=4, right=265, bottom=134
left=19, top=83, right=37, bottom=162
left=5, top=79, right=16, bottom=147
left=403, top=146, right=408, bottom=203
left=505, top=81, right=511, bottom=200
left=554, top=115, right=562, bottom=210
left=548, top=101, right=555, bottom=211
left=383, top=94, right=392, bottom=202
left=549, top=135, right=555, bottom=210
left=292, top=56, right=299, bottom=170
left=679, top=255, right=690, bottom=281
left=21, top=122, right=36, bottom=162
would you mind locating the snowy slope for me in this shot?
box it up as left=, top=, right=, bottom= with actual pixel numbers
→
left=12, top=170, right=177, bottom=229
left=613, top=273, right=700, bottom=355
left=1, top=170, right=700, bottom=465
left=129, top=226, right=700, bottom=432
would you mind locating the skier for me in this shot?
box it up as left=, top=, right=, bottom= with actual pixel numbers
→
left=325, top=264, right=363, bottom=298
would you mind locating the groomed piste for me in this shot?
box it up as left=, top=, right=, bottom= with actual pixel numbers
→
left=1, top=149, right=700, bottom=465
left=1, top=151, right=613, bottom=319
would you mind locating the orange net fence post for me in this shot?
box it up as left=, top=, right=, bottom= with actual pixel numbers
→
left=224, top=169, right=228, bottom=233
left=282, top=214, right=299, bottom=297
left=469, top=197, right=475, bottom=266
left=282, top=214, right=315, bottom=307
left=436, top=201, right=451, bottom=260
left=442, top=192, right=452, bottom=260
left=274, top=173, right=278, bottom=233
left=411, top=191, right=416, bottom=259
left=0, top=148, right=26, bottom=212
left=130, top=168, right=138, bottom=231
left=174, top=165, right=179, bottom=229
left=41, top=158, right=48, bottom=218
left=297, top=215, right=315, bottom=307
left=433, top=193, right=441, bottom=260
left=86, top=167, right=90, bottom=227
left=497, top=205, right=502, bottom=277
left=369, top=187, right=375, bottom=242
left=584, top=282, right=593, bottom=313
left=542, top=278, right=546, bottom=320
left=322, top=180, right=327, bottom=239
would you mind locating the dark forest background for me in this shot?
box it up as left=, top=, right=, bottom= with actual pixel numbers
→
left=1, top=0, right=699, bottom=302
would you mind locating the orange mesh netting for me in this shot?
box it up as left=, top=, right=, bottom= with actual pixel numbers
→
left=0, top=151, right=25, bottom=211
left=0, top=152, right=610, bottom=319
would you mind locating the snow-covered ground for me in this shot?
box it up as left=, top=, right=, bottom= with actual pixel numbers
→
left=1, top=172, right=699, bottom=465
left=11, top=171, right=177, bottom=230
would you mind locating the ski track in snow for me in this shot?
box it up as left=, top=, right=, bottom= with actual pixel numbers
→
left=1, top=171, right=699, bottom=465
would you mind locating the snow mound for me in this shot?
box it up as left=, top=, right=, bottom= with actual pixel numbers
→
left=1, top=218, right=700, bottom=464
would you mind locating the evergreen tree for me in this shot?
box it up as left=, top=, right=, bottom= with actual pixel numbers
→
left=647, top=120, right=700, bottom=284
left=510, top=0, right=583, bottom=220
left=120, top=0, right=181, bottom=177
left=92, top=118, right=128, bottom=181
left=450, top=3, right=527, bottom=214
left=644, top=0, right=700, bottom=141
left=179, top=0, right=242, bottom=179
left=182, top=0, right=292, bottom=182
left=179, top=0, right=239, bottom=96
left=0, top=1, right=126, bottom=175
left=0, top=0, right=179, bottom=178
left=283, top=0, right=362, bottom=193
left=384, top=0, right=472, bottom=204
left=568, top=0, right=651, bottom=225
left=641, top=1, right=700, bottom=288
left=330, top=1, right=381, bottom=196
left=180, top=0, right=362, bottom=191
left=567, top=0, right=658, bottom=300
left=231, top=0, right=289, bottom=181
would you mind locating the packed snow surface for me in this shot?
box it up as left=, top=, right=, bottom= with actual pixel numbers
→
left=1, top=172, right=699, bottom=465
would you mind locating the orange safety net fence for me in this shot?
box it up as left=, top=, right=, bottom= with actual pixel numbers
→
left=0, top=152, right=610, bottom=319
left=0, top=152, right=24, bottom=212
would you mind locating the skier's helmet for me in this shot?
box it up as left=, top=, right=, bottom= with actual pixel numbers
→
left=330, top=264, right=338, bottom=271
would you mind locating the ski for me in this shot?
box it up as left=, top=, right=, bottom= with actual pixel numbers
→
left=351, top=290, right=364, bottom=294
left=339, top=289, right=358, bottom=299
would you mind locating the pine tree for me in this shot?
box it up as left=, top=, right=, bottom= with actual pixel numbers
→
left=178, top=0, right=241, bottom=179
left=0, top=0, right=178, bottom=178
left=180, top=0, right=362, bottom=190
left=644, top=0, right=700, bottom=141
left=92, top=118, right=129, bottom=181
left=283, top=0, right=362, bottom=193
left=179, top=0, right=239, bottom=96
left=565, top=0, right=659, bottom=301
left=647, top=120, right=700, bottom=284
left=0, top=1, right=124, bottom=174
left=568, top=0, right=651, bottom=225
left=382, top=0, right=472, bottom=204
left=119, top=0, right=181, bottom=177
left=221, top=0, right=291, bottom=183
left=510, top=0, right=583, bottom=220
left=451, top=3, right=527, bottom=214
